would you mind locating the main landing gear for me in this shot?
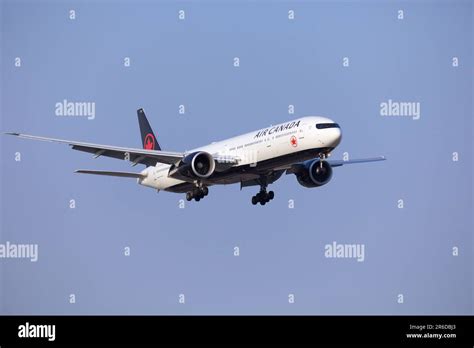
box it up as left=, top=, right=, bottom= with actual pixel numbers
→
left=251, top=185, right=275, bottom=206
left=186, top=186, right=208, bottom=202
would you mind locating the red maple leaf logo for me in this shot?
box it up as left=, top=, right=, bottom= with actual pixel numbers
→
left=144, top=134, right=155, bottom=150
left=290, top=136, right=297, bottom=147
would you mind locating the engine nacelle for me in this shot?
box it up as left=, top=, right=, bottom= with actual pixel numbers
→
left=179, top=151, right=216, bottom=178
left=296, top=160, right=333, bottom=188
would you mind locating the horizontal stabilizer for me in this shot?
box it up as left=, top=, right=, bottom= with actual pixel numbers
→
left=75, top=170, right=145, bottom=178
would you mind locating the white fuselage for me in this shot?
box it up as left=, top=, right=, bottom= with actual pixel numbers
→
left=138, top=116, right=342, bottom=191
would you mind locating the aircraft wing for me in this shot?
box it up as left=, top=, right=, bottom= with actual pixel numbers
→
left=5, top=132, right=241, bottom=167
left=75, top=170, right=146, bottom=178
left=286, top=156, right=386, bottom=174
left=327, top=156, right=386, bottom=167
left=5, top=133, right=184, bottom=166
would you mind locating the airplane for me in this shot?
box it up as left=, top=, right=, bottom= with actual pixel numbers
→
left=5, top=109, right=385, bottom=205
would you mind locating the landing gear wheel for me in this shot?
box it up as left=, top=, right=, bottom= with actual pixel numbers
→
left=186, top=186, right=209, bottom=202
left=195, top=191, right=204, bottom=201
left=251, top=181, right=275, bottom=205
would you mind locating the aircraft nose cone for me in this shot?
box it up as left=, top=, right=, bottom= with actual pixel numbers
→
left=331, top=127, right=342, bottom=147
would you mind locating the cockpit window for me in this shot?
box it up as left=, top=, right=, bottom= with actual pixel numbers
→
left=316, top=123, right=340, bottom=129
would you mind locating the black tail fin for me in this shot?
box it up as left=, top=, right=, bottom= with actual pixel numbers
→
left=137, top=108, right=161, bottom=151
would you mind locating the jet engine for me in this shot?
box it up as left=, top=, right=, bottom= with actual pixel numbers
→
left=179, top=151, right=216, bottom=178
left=295, top=159, right=333, bottom=188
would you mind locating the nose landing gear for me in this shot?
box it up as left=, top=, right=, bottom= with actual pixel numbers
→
left=186, top=186, right=209, bottom=202
left=319, top=152, right=328, bottom=169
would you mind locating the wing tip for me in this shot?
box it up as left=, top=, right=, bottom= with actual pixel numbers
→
left=4, top=132, right=20, bottom=136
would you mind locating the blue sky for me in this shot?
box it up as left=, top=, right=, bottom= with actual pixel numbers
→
left=1, top=0, right=472, bottom=314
